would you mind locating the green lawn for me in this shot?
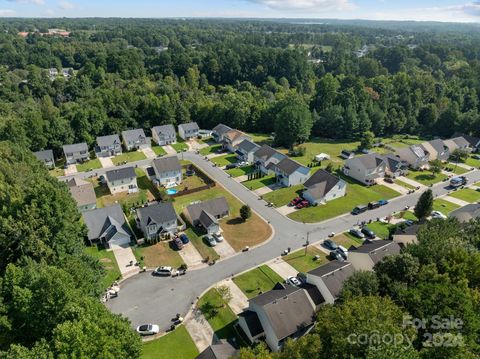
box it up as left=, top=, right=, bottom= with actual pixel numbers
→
left=242, top=175, right=276, bottom=190
left=211, top=154, right=237, bottom=167
left=76, top=158, right=102, bottom=172
left=288, top=176, right=400, bottom=223
left=226, top=165, right=254, bottom=177
left=394, top=210, right=418, bottom=221
left=395, top=179, right=417, bottom=190
left=84, top=245, right=121, bottom=290
left=382, top=136, right=424, bottom=149
left=364, top=222, right=395, bottom=239
left=282, top=246, right=328, bottom=273
left=247, top=132, right=273, bottom=145
left=444, top=164, right=469, bottom=175
left=449, top=188, right=480, bottom=203
left=199, top=144, right=222, bottom=156
left=111, top=151, right=147, bottom=165
left=198, top=288, right=237, bottom=339
left=49, top=167, right=65, bottom=177
left=171, top=141, right=189, bottom=153
left=333, top=234, right=363, bottom=249
left=406, top=169, right=447, bottom=186
left=433, top=199, right=461, bottom=214
left=152, top=145, right=167, bottom=156
left=464, top=156, right=480, bottom=168
left=132, top=242, right=184, bottom=268
left=233, top=265, right=284, bottom=299
left=183, top=227, right=219, bottom=262
left=141, top=325, right=198, bottom=359
left=262, top=185, right=304, bottom=207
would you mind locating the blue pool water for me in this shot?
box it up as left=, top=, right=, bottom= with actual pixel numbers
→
left=166, top=189, right=178, bottom=195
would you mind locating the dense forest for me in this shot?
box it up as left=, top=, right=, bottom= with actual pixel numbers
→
left=1, top=19, right=480, bottom=153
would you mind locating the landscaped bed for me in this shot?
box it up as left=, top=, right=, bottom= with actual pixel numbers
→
left=111, top=151, right=147, bottom=165
left=141, top=325, right=198, bottom=359
left=241, top=175, right=276, bottom=190
left=282, top=246, right=328, bottom=273
left=262, top=184, right=304, bottom=207
left=433, top=198, right=461, bottom=214
left=449, top=188, right=480, bottom=203
left=133, top=241, right=184, bottom=268
left=405, top=169, right=447, bottom=186
left=198, top=288, right=237, bottom=339
left=233, top=265, right=283, bottom=299
left=84, top=245, right=121, bottom=290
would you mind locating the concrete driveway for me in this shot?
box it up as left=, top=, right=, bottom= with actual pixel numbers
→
left=216, top=279, right=248, bottom=315
left=163, top=145, right=176, bottom=155
left=178, top=243, right=205, bottom=269
left=378, top=178, right=409, bottom=195
left=267, top=258, right=298, bottom=279
left=98, top=156, right=114, bottom=168
left=397, top=176, right=425, bottom=188
left=213, top=240, right=236, bottom=258
left=141, top=147, right=156, bottom=159
left=277, top=205, right=297, bottom=215
left=64, top=164, right=77, bottom=175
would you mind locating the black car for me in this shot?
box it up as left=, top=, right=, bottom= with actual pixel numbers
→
left=368, top=201, right=381, bottom=210
left=336, top=248, right=348, bottom=260
left=361, top=227, right=376, bottom=239
left=349, top=228, right=365, bottom=239
left=323, top=239, right=338, bottom=250
left=329, top=251, right=345, bottom=262
left=179, top=234, right=190, bottom=244
left=225, top=163, right=238, bottom=169
left=351, top=205, right=368, bottom=215
left=173, top=237, right=183, bottom=250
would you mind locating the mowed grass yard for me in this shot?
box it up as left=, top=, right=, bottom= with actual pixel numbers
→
left=76, top=157, right=102, bottom=172
left=332, top=234, right=363, bottom=249
left=433, top=198, right=461, bottom=214
left=133, top=241, right=184, bottom=268
left=465, top=156, right=480, bottom=168
left=151, top=145, right=167, bottom=156
left=172, top=186, right=272, bottom=251
left=364, top=222, right=395, bottom=239
left=288, top=176, right=400, bottom=223
left=233, top=265, right=283, bottom=299
left=141, top=325, right=198, bottom=359
left=171, top=141, right=189, bottom=153
left=111, top=151, right=146, bottom=165
left=198, top=288, right=237, bottom=339
left=211, top=153, right=237, bottom=167
left=263, top=185, right=304, bottom=207
left=242, top=175, right=276, bottom=190
left=282, top=246, right=328, bottom=273
left=199, top=144, right=222, bottom=156
left=84, top=245, right=121, bottom=290
left=449, top=188, right=480, bottom=203
left=405, top=169, right=447, bottom=186
left=226, top=165, right=254, bottom=177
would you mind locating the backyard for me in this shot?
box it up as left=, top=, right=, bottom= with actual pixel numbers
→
left=111, top=151, right=147, bottom=165
left=288, top=176, right=400, bottom=223
left=198, top=288, right=238, bottom=339
left=141, top=325, right=198, bottom=359
left=433, top=198, right=461, bottom=214
left=173, top=168, right=208, bottom=192
left=405, top=169, right=447, bottom=186
left=282, top=246, right=328, bottom=273
left=262, top=184, right=304, bottom=207
left=449, top=188, right=480, bottom=203
left=133, top=241, right=184, bottom=268
left=233, top=265, right=283, bottom=299
left=84, top=245, right=121, bottom=290
left=241, top=175, right=276, bottom=190
left=199, top=143, right=222, bottom=156
left=247, top=132, right=273, bottom=145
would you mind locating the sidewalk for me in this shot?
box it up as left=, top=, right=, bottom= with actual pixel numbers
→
left=184, top=307, right=215, bottom=352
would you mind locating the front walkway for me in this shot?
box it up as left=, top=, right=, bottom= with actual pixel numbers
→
left=163, top=145, right=177, bottom=155
left=442, top=195, right=470, bottom=207
left=234, top=175, right=249, bottom=182
left=64, top=164, right=77, bottom=175
left=184, top=307, right=215, bottom=352
left=397, top=176, right=425, bottom=189
left=98, top=156, right=114, bottom=168
left=267, top=258, right=298, bottom=279
left=216, top=279, right=248, bottom=315
left=141, top=147, right=156, bottom=159
left=213, top=240, right=236, bottom=258
left=112, top=245, right=139, bottom=279
left=178, top=243, right=206, bottom=269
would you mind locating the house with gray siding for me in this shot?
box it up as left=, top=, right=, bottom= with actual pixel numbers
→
left=344, top=154, right=386, bottom=185
left=183, top=197, right=229, bottom=234
left=122, top=129, right=150, bottom=151
left=269, top=157, right=310, bottom=187
left=151, top=124, right=177, bottom=146
left=105, top=167, right=138, bottom=194
left=63, top=143, right=89, bottom=164
left=212, top=124, right=232, bottom=143
left=253, top=145, right=287, bottom=175
left=236, top=139, right=260, bottom=164
left=33, top=149, right=55, bottom=168
left=178, top=122, right=199, bottom=140
left=152, top=156, right=182, bottom=187
left=96, top=134, right=122, bottom=157
left=136, top=202, right=178, bottom=240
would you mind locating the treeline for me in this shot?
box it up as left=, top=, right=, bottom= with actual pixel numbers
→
left=0, top=142, right=141, bottom=358
left=239, top=219, right=480, bottom=358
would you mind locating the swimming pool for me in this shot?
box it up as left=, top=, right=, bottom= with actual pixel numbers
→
left=166, top=189, right=178, bottom=195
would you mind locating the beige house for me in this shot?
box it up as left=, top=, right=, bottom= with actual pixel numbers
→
left=306, top=261, right=355, bottom=304
left=395, top=145, right=429, bottom=169
left=223, top=129, right=251, bottom=152
left=105, top=167, right=138, bottom=194
left=343, top=154, right=386, bottom=185
left=348, top=240, right=401, bottom=271
left=65, top=177, right=97, bottom=212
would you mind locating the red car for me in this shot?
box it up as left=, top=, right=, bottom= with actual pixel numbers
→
left=295, top=200, right=310, bottom=209
left=289, top=197, right=302, bottom=207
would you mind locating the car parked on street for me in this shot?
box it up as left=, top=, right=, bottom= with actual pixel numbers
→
left=205, top=235, right=217, bottom=247
left=368, top=201, right=381, bottom=210
left=351, top=205, right=368, bottom=215
left=179, top=233, right=190, bottom=244
left=323, top=239, right=338, bottom=250
left=136, top=324, right=160, bottom=336
left=349, top=228, right=365, bottom=239
left=154, top=266, right=175, bottom=276
left=361, top=227, right=376, bottom=239
left=213, top=232, right=224, bottom=242
left=378, top=199, right=389, bottom=206
left=286, top=276, right=302, bottom=287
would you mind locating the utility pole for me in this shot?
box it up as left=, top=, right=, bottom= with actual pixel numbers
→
left=304, top=231, right=310, bottom=255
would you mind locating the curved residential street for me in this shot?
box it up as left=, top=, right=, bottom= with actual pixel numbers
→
left=96, top=152, right=480, bottom=330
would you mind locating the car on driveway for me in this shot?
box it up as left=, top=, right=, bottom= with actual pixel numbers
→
left=431, top=211, right=447, bottom=220
left=286, top=276, right=302, bottom=287
left=349, top=228, right=365, bottom=239
left=289, top=197, right=302, bottom=207
left=337, top=245, right=348, bottom=258
left=179, top=233, right=190, bottom=244
left=225, top=163, right=237, bottom=169
left=213, top=232, right=224, bottom=242
left=361, top=227, right=376, bottom=239
left=237, top=161, right=248, bottom=167
left=206, top=235, right=217, bottom=246
left=323, top=239, right=338, bottom=250
left=172, top=237, right=183, bottom=250
left=136, top=324, right=160, bottom=336
left=384, top=177, right=394, bottom=184
left=329, top=251, right=345, bottom=261
left=154, top=266, right=175, bottom=276
left=295, top=200, right=309, bottom=209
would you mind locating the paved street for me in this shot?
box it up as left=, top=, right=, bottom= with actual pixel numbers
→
left=90, top=152, right=480, bottom=331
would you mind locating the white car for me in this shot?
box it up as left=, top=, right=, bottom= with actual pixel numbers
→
left=237, top=161, right=248, bottom=167
left=213, top=232, right=224, bottom=242
left=206, top=235, right=217, bottom=247
left=431, top=211, right=447, bottom=220
left=154, top=266, right=173, bottom=276
left=286, top=276, right=301, bottom=287
left=136, top=324, right=160, bottom=336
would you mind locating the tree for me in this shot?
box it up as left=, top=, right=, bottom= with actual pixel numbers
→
left=429, top=159, right=443, bottom=177
left=359, top=131, right=375, bottom=150
left=450, top=148, right=469, bottom=163
left=414, top=189, right=433, bottom=221
left=240, top=205, right=252, bottom=222
left=274, top=97, right=312, bottom=149
left=338, top=271, right=379, bottom=301
left=217, top=285, right=232, bottom=307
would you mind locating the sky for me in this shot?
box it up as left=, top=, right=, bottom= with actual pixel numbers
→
left=1, top=0, right=480, bottom=22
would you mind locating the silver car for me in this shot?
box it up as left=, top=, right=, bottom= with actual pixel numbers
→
left=213, top=232, right=224, bottom=242
left=206, top=235, right=217, bottom=247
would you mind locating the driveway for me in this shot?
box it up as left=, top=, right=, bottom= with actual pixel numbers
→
left=184, top=308, right=215, bottom=352
left=178, top=243, right=205, bottom=269
left=378, top=178, right=409, bottom=195
left=267, top=258, right=298, bottom=279
left=216, top=279, right=248, bottom=315
left=254, top=186, right=273, bottom=196
left=277, top=205, right=297, bottom=215
left=163, top=145, right=176, bottom=155
left=98, top=156, right=114, bottom=168
left=397, top=176, right=425, bottom=188
left=442, top=195, right=470, bottom=207
left=111, top=245, right=139, bottom=279
left=213, top=240, right=236, bottom=258
left=64, top=164, right=77, bottom=175
left=141, top=147, right=156, bottom=159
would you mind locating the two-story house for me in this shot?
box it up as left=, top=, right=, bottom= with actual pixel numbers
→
left=96, top=134, right=122, bottom=157
left=65, top=177, right=97, bottom=212
left=343, top=154, right=386, bottom=185
left=222, top=129, right=251, bottom=152
left=152, top=156, right=182, bottom=187
left=381, top=153, right=409, bottom=178
left=136, top=202, right=178, bottom=240
left=178, top=122, right=199, bottom=140
left=183, top=197, right=229, bottom=234
left=306, top=261, right=355, bottom=304
left=443, top=136, right=471, bottom=154
left=151, top=124, right=177, bottom=146
left=105, top=167, right=138, bottom=194
left=348, top=240, right=401, bottom=271
left=253, top=145, right=287, bottom=175
left=395, top=145, right=429, bottom=169
left=33, top=149, right=55, bottom=168
left=236, top=139, right=260, bottom=164
left=63, top=143, right=89, bottom=165
left=302, top=169, right=346, bottom=205
left=122, top=129, right=151, bottom=151
left=269, top=157, right=310, bottom=187
left=212, top=123, right=233, bottom=143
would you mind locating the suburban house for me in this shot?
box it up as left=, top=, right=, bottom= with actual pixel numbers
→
left=122, top=129, right=150, bottom=151
left=453, top=133, right=480, bottom=151
left=105, top=167, right=138, bottom=194
left=392, top=225, right=422, bottom=247
left=269, top=157, right=310, bottom=187
left=236, top=139, right=260, bottom=164
left=306, top=261, right=355, bottom=304
left=178, top=122, right=199, bottom=140
left=196, top=340, right=238, bottom=359
left=222, top=129, right=251, bottom=152
left=136, top=202, right=178, bottom=240
left=253, top=145, right=287, bottom=175
left=381, top=153, right=408, bottom=178
left=395, top=145, right=429, bottom=169
left=96, top=134, right=122, bottom=158
left=33, top=149, right=55, bottom=168
left=302, top=169, right=346, bottom=205
left=421, top=139, right=449, bottom=162
left=348, top=240, right=401, bottom=271
left=63, top=143, right=89, bottom=164
left=82, top=204, right=132, bottom=248
left=443, top=136, right=470, bottom=153
left=65, top=177, right=97, bottom=212
left=151, top=124, right=177, bottom=146
left=152, top=156, right=182, bottom=187
left=449, top=204, right=480, bottom=223
left=237, top=283, right=316, bottom=352
left=343, top=154, right=386, bottom=186
left=183, top=197, right=229, bottom=234
left=212, top=123, right=232, bottom=143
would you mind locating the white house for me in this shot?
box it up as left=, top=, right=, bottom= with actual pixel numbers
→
left=178, top=122, right=199, bottom=140
left=270, top=157, right=310, bottom=187
left=151, top=124, right=176, bottom=146
left=302, top=169, right=346, bottom=205
left=343, top=154, right=386, bottom=185
left=348, top=240, right=401, bottom=271
left=306, top=261, right=355, bottom=304
left=105, top=167, right=138, bottom=194
left=235, top=139, right=260, bottom=164
left=152, top=156, right=182, bottom=187
left=136, top=202, right=178, bottom=240
left=122, top=129, right=150, bottom=151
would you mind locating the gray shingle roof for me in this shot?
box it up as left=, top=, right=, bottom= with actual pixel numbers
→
left=254, top=145, right=280, bottom=161
left=136, top=202, right=177, bottom=228
left=33, top=149, right=54, bottom=162
left=428, top=139, right=448, bottom=155
left=196, top=340, right=238, bottom=359
left=97, top=134, right=121, bottom=147
left=237, top=139, right=260, bottom=153
left=212, top=124, right=232, bottom=137
left=82, top=204, right=130, bottom=241
left=452, top=136, right=470, bottom=148
left=452, top=133, right=480, bottom=148
left=308, top=261, right=355, bottom=298
left=349, top=153, right=385, bottom=170
left=68, top=181, right=96, bottom=207
left=152, top=156, right=181, bottom=174
left=352, top=240, right=401, bottom=264
left=63, top=142, right=88, bottom=153
left=450, top=204, right=480, bottom=223
left=122, top=129, right=146, bottom=143
left=152, top=124, right=176, bottom=138
left=381, top=153, right=407, bottom=172
left=185, top=197, right=229, bottom=223
left=106, top=167, right=136, bottom=182
left=199, top=210, right=218, bottom=229
left=179, top=122, right=199, bottom=132
left=238, top=310, right=264, bottom=337
left=274, top=157, right=308, bottom=176
left=303, top=169, right=341, bottom=199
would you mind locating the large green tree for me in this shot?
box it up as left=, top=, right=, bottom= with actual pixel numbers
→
left=274, top=97, right=313, bottom=149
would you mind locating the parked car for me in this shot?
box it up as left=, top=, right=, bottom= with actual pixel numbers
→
left=368, top=201, right=381, bottom=210
left=205, top=235, right=217, bottom=247
left=295, top=200, right=309, bottom=209
left=213, top=232, right=224, bottom=242
left=431, top=211, right=447, bottom=220
left=336, top=247, right=348, bottom=260
left=136, top=324, right=160, bottom=336
left=378, top=199, right=389, bottom=206
left=349, top=228, right=365, bottom=239
left=472, top=155, right=480, bottom=160
left=225, top=163, right=237, bottom=169
left=179, top=233, right=190, bottom=244
left=404, top=219, right=414, bottom=226
left=173, top=237, right=183, bottom=250
left=154, top=266, right=174, bottom=276
left=286, top=276, right=302, bottom=287
left=351, top=205, right=368, bottom=215
left=289, top=197, right=302, bottom=207
left=185, top=169, right=195, bottom=176
left=329, top=250, right=345, bottom=261
left=361, top=227, right=376, bottom=239
left=237, top=161, right=248, bottom=167
left=323, top=239, right=338, bottom=250
left=296, top=272, right=307, bottom=284
left=384, top=178, right=395, bottom=184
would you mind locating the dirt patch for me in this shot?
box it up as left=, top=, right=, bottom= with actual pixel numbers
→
left=99, top=258, right=112, bottom=263
left=220, top=213, right=272, bottom=252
